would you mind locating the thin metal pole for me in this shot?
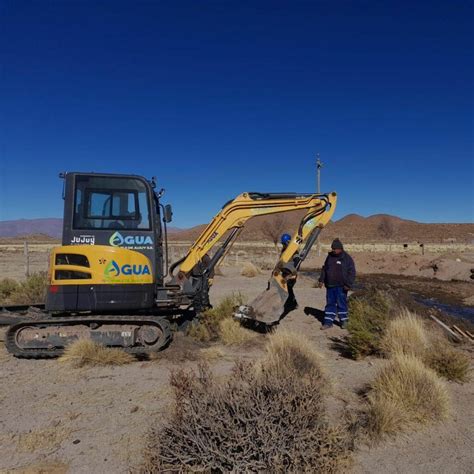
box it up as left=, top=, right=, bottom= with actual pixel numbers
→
left=316, top=153, right=323, bottom=193
left=24, top=241, right=30, bottom=278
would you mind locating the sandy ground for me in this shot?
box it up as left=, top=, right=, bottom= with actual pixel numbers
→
left=0, top=267, right=473, bottom=473
left=1, top=245, right=474, bottom=282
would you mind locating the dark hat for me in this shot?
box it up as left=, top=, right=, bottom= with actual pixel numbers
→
left=331, top=238, right=344, bottom=250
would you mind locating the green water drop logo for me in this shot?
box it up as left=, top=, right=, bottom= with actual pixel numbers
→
left=104, top=260, right=120, bottom=276
left=109, top=232, right=124, bottom=247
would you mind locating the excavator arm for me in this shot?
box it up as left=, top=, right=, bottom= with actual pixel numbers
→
left=170, top=191, right=337, bottom=318
left=233, top=192, right=337, bottom=325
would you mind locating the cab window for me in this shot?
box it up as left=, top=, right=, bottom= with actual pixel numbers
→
left=73, top=176, right=151, bottom=230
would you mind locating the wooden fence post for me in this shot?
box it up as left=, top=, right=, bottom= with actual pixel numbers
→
left=24, top=241, right=30, bottom=278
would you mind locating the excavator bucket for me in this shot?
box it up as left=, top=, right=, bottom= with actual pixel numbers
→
left=234, top=275, right=290, bottom=326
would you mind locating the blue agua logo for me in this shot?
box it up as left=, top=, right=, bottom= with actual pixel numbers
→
left=104, top=260, right=151, bottom=277
left=109, top=231, right=153, bottom=247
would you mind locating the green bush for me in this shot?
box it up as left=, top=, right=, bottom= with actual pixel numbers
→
left=0, top=272, right=48, bottom=305
left=345, top=289, right=393, bottom=359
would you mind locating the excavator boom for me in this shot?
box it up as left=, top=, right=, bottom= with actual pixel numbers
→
left=233, top=192, right=337, bottom=325
left=170, top=192, right=337, bottom=316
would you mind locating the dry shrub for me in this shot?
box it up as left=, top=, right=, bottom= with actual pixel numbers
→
left=365, top=354, right=450, bottom=437
left=188, top=293, right=246, bottom=343
left=424, top=338, right=471, bottom=383
left=59, top=340, right=135, bottom=367
left=381, top=309, right=429, bottom=358
left=0, top=272, right=47, bottom=305
left=199, top=346, right=225, bottom=360
left=346, top=289, right=393, bottom=359
left=144, top=333, right=351, bottom=473
left=186, top=321, right=211, bottom=342
left=218, top=318, right=256, bottom=345
left=0, top=277, right=20, bottom=303
left=240, top=261, right=260, bottom=277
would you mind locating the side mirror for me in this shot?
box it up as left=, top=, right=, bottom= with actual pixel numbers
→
left=163, top=204, right=173, bottom=223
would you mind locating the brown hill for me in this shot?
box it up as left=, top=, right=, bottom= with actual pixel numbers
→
left=2, top=214, right=472, bottom=244
left=170, top=212, right=474, bottom=244
left=0, top=218, right=63, bottom=239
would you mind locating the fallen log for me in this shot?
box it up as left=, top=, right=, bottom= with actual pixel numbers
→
left=429, top=314, right=462, bottom=342
left=464, top=330, right=474, bottom=341
left=452, top=325, right=470, bottom=340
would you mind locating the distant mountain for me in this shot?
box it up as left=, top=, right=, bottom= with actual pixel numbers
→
left=1, top=215, right=472, bottom=244
left=170, top=212, right=474, bottom=244
left=0, top=218, right=63, bottom=239
left=0, top=218, right=183, bottom=239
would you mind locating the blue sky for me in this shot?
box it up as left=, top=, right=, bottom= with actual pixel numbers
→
left=1, top=0, right=473, bottom=226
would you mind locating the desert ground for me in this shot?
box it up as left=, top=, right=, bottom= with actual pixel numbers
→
left=0, top=245, right=473, bottom=473
left=1, top=240, right=474, bottom=282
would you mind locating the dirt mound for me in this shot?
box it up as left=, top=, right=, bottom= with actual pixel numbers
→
left=354, top=254, right=474, bottom=281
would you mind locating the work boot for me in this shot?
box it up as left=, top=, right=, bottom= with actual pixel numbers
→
left=320, top=324, right=333, bottom=331
left=341, top=321, right=348, bottom=330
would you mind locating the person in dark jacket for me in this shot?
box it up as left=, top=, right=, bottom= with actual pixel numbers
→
left=318, top=238, right=356, bottom=329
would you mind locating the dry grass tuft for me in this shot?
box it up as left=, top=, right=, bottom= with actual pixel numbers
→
left=144, top=334, right=350, bottom=472
left=365, top=354, right=450, bottom=437
left=0, top=277, right=20, bottom=303
left=17, top=425, right=71, bottom=453
left=381, top=309, right=429, bottom=358
left=218, top=318, right=256, bottom=345
left=199, top=346, right=225, bottom=360
left=240, top=261, right=261, bottom=277
left=186, top=321, right=212, bottom=342
left=260, top=330, right=326, bottom=382
left=59, top=339, right=135, bottom=368
left=0, top=272, right=47, bottom=305
left=187, top=293, right=247, bottom=343
left=9, top=461, right=69, bottom=474
left=424, top=338, right=471, bottom=383
left=380, top=309, right=470, bottom=383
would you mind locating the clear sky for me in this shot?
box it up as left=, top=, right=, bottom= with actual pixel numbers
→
left=1, top=1, right=473, bottom=226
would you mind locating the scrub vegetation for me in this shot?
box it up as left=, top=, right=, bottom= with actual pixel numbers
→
left=363, top=354, right=450, bottom=437
left=144, top=332, right=351, bottom=473
left=58, top=340, right=135, bottom=368
left=240, top=261, right=261, bottom=277
left=188, top=293, right=255, bottom=345
left=345, top=288, right=393, bottom=359
left=0, top=272, right=47, bottom=305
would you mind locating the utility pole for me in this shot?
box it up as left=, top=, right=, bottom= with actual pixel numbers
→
left=316, top=153, right=323, bottom=193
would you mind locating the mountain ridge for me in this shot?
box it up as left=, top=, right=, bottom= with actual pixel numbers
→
left=2, top=214, right=471, bottom=244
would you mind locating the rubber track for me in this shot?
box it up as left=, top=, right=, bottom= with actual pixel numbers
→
left=5, top=315, right=172, bottom=359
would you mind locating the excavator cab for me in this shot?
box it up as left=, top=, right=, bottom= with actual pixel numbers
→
left=46, top=172, right=169, bottom=313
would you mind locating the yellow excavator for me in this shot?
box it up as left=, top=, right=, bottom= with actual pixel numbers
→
left=5, top=172, right=336, bottom=358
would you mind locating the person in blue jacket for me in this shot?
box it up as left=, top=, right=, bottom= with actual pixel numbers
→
left=318, top=238, right=356, bottom=329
